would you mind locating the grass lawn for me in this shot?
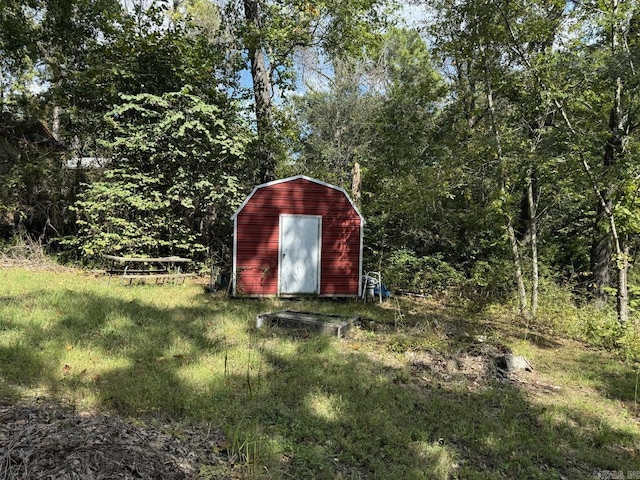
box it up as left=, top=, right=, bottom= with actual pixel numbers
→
left=1, top=267, right=639, bottom=479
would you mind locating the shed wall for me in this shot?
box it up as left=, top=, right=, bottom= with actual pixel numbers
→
left=234, top=178, right=362, bottom=296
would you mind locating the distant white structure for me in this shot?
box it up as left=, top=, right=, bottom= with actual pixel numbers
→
left=65, top=157, right=110, bottom=169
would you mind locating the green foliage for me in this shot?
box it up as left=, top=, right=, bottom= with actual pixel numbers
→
left=2, top=0, right=237, bottom=249
left=382, top=249, right=465, bottom=295
left=576, top=307, right=621, bottom=350
left=0, top=0, right=39, bottom=81
left=371, top=28, right=446, bottom=168
left=48, top=0, right=235, bottom=162
left=3, top=0, right=640, bottom=328
left=630, top=269, right=640, bottom=312
left=616, top=322, right=640, bottom=363
left=287, top=59, right=381, bottom=187
left=66, top=89, right=250, bottom=263
left=68, top=169, right=172, bottom=257
left=534, top=278, right=640, bottom=360
left=234, top=0, right=390, bottom=89
left=0, top=117, right=80, bottom=240
left=468, top=259, right=515, bottom=297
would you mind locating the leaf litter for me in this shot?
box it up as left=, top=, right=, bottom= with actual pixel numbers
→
left=0, top=398, right=231, bottom=479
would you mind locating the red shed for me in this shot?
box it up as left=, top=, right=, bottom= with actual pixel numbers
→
left=231, top=175, right=364, bottom=297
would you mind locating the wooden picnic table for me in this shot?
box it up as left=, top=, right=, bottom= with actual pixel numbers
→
left=103, top=254, right=195, bottom=284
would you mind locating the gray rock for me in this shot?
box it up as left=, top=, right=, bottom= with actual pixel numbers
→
left=496, top=354, right=533, bottom=372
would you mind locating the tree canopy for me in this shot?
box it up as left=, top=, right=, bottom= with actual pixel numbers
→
left=1, top=0, right=639, bottom=322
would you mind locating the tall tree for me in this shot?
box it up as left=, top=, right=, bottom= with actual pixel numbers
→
left=221, top=0, right=390, bottom=183
left=429, top=0, right=529, bottom=314
left=0, top=0, right=123, bottom=240
left=495, top=0, right=640, bottom=323
left=242, top=0, right=278, bottom=182
left=288, top=29, right=447, bottom=271
left=427, top=0, right=584, bottom=316
left=69, top=89, right=250, bottom=261
left=289, top=58, right=381, bottom=189
left=586, top=0, right=639, bottom=323
left=59, top=0, right=232, bottom=155
left=0, top=0, right=244, bottom=246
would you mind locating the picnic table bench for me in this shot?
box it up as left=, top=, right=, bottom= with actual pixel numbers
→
left=103, top=254, right=197, bottom=285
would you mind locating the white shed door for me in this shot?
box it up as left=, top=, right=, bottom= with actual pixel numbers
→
left=279, top=215, right=321, bottom=294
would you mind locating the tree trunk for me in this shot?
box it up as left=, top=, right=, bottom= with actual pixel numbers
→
left=508, top=221, right=528, bottom=317
left=526, top=166, right=538, bottom=319
left=486, top=71, right=528, bottom=317
left=575, top=1, right=629, bottom=323
left=590, top=76, right=621, bottom=304
left=590, top=209, right=611, bottom=304
left=52, top=105, right=61, bottom=141
left=617, top=244, right=629, bottom=324
left=351, top=161, right=361, bottom=206
left=243, top=0, right=277, bottom=183
left=589, top=0, right=629, bottom=321
left=609, top=0, right=629, bottom=324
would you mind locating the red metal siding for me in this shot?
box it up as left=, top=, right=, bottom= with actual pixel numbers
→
left=234, top=178, right=362, bottom=296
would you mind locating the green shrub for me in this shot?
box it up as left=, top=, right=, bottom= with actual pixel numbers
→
left=576, top=307, right=621, bottom=349
left=616, top=321, right=640, bottom=362
left=534, top=277, right=640, bottom=361
left=382, top=249, right=465, bottom=295
left=63, top=90, right=249, bottom=264
left=468, top=258, right=514, bottom=299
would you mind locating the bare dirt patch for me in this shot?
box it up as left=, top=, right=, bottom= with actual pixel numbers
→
left=0, top=399, right=229, bottom=479
left=406, top=340, right=563, bottom=397
left=407, top=340, right=507, bottom=384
